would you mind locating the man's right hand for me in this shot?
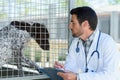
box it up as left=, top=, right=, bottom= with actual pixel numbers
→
left=54, top=61, right=64, bottom=70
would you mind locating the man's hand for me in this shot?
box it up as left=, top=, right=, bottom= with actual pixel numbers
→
left=54, top=61, right=64, bottom=70
left=57, top=71, right=77, bottom=80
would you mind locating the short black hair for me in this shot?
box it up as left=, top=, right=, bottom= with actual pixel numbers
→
left=70, top=6, right=98, bottom=30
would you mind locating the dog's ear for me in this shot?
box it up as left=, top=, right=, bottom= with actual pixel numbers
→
left=32, top=23, right=49, bottom=50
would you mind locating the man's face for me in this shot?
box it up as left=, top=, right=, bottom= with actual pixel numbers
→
left=69, top=14, right=83, bottom=37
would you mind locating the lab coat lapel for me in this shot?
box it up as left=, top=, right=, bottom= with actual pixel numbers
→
left=87, top=29, right=99, bottom=63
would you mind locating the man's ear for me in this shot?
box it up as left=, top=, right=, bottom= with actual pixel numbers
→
left=81, top=20, right=90, bottom=28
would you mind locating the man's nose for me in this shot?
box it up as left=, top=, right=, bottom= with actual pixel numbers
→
left=68, top=23, right=72, bottom=29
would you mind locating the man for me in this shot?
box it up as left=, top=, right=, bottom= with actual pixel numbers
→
left=54, top=6, right=120, bottom=80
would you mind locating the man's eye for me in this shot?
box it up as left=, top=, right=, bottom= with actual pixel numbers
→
left=72, top=22, right=75, bottom=24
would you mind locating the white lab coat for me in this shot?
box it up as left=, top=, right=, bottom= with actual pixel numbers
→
left=64, top=29, right=120, bottom=80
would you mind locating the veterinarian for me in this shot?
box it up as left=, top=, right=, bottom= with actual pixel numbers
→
left=54, top=6, right=120, bottom=80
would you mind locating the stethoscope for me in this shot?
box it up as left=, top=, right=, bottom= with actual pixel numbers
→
left=76, top=31, right=101, bottom=72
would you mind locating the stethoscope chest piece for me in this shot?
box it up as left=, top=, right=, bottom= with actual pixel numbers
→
left=76, top=41, right=80, bottom=53
left=76, top=47, right=80, bottom=53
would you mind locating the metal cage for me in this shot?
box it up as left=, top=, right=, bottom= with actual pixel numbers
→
left=0, top=0, right=69, bottom=79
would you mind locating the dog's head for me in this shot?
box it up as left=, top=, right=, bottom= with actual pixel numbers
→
left=10, top=21, right=50, bottom=50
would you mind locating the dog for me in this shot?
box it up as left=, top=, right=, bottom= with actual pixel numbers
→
left=0, top=21, right=50, bottom=76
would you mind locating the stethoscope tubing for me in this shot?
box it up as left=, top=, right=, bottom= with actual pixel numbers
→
left=76, top=31, right=101, bottom=72
left=91, top=31, right=101, bottom=59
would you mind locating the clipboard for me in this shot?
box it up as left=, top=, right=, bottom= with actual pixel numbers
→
left=37, top=67, right=64, bottom=80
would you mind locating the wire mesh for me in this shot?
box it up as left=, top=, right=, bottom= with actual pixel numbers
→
left=0, top=0, right=69, bottom=79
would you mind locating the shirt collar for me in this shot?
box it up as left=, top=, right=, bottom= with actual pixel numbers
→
left=87, top=30, right=96, bottom=42
left=80, top=30, right=96, bottom=45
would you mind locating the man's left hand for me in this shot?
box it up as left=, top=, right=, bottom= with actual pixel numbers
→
left=57, top=71, right=77, bottom=80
